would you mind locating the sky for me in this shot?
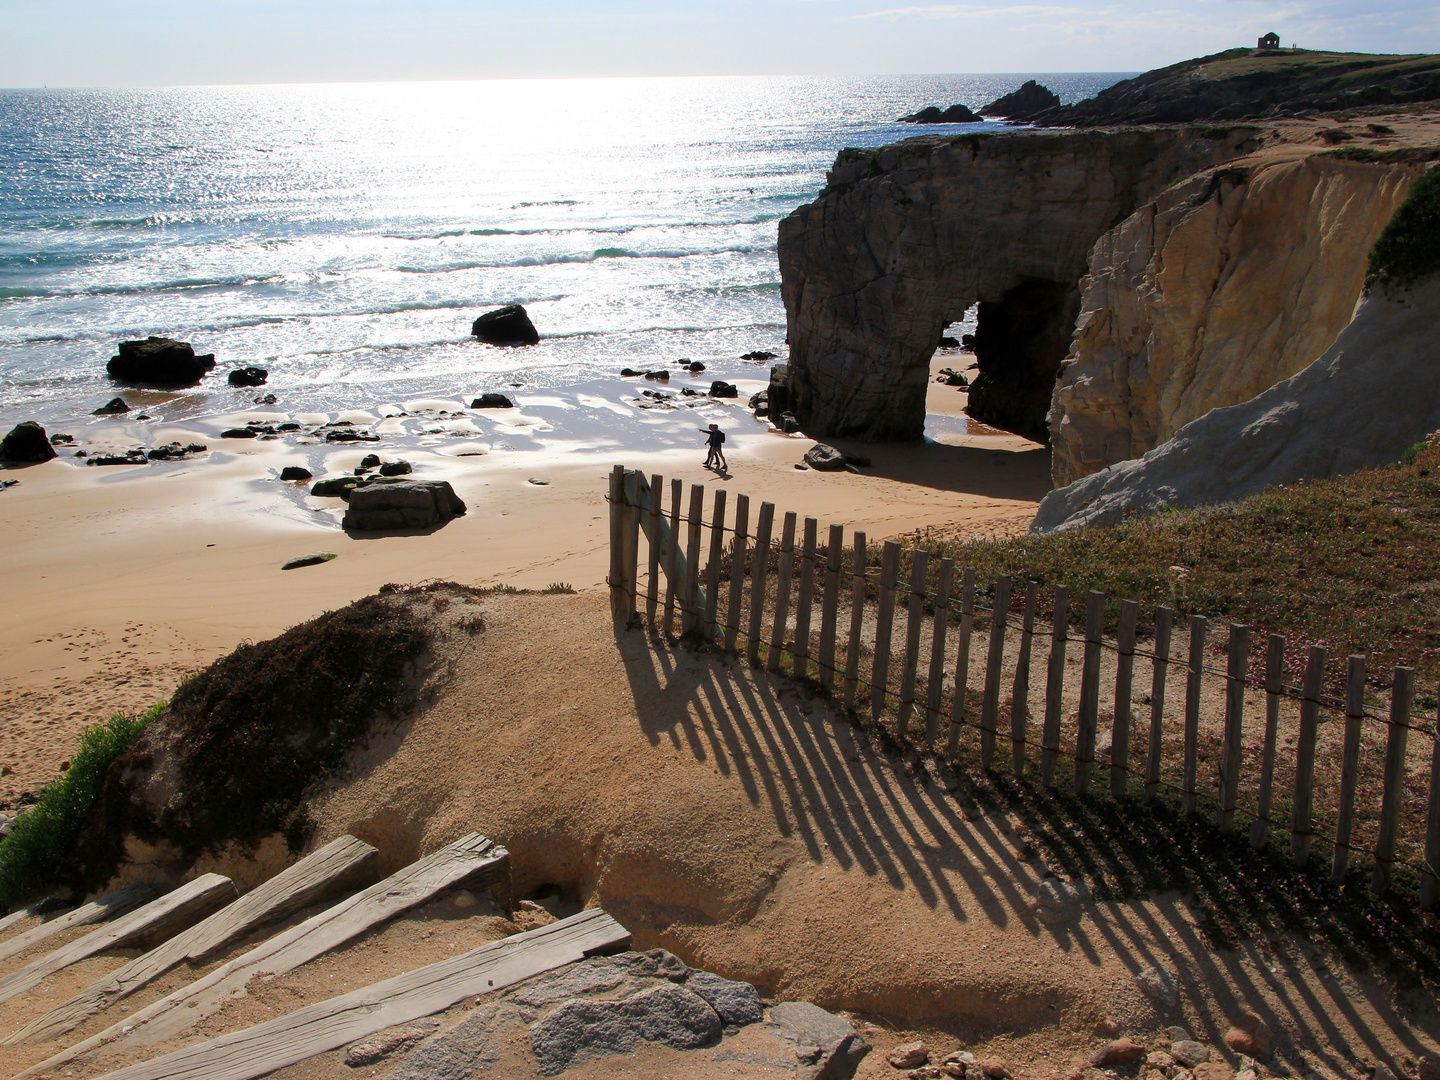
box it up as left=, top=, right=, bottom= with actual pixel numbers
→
left=0, top=0, right=1435, bottom=86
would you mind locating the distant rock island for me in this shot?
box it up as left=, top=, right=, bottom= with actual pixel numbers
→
left=980, top=80, right=1061, bottom=120
left=898, top=103, right=979, bottom=124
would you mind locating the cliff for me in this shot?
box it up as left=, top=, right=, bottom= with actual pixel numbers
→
left=1049, top=148, right=1431, bottom=487
left=1037, top=48, right=1440, bottom=126
left=1031, top=274, right=1440, bottom=533
left=777, top=127, right=1260, bottom=441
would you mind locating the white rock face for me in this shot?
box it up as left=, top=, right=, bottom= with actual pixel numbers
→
left=1032, top=275, right=1440, bottom=533
left=1049, top=153, right=1423, bottom=488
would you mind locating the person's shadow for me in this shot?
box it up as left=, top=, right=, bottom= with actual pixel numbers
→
left=704, top=463, right=733, bottom=481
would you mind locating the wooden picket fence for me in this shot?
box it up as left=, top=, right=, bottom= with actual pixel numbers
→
left=605, top=466, right=1440, bottom=906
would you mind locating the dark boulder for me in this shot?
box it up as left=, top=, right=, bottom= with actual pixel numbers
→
left=687, top=361, right=706, bottom=372
left=277, top=421, right=301, bottom=431
left=740, top=350, right=777, bottom=362
left=939, top=336, right=960, bottom=348
left=107, top=337, right=216, bottom=387
left=1, top=422, right=57, bottom=463
left=778, top=412, right=801, bottom=433
left=311, top=476, right=361, bottom=498
left=471, top=305, right=539, bottom=346
left=93, top=397, right=129, bottom=415
left=620, top=368, right=644, bottom=377
left=88, top=448, right=149, bottom=466
left=980, top=80, right=1062, bottom=120
left=147, top=442, right=206, bottom=461
left=49, top=433, right=74, bottom=445
left=645, top=370, right=670, bottom=381
left=281, top=552, right=337, bottom=570
left=227, top=366, right=269, bottom=387
left=804, top=444, right=848, bottom=471
left=767, top=363, right=790, bottom=415
left=325, top=428, right=380, bottom=442
left=342, top=478, right=467, bottom=532
left=900, top=103, right=980, bottom=123
left=360, top=453, right=381, bottom=469
left=469, top=393, right=514, bottom=409
left=221, top=427, right=258, bottom=439
left=961, top=333, right=976, bottom=349
left=709, top=381, right=738, bottom=398
left=254, top=393, right=278, bottom=405
left=280, top=466, right=313, bottom=481
left=379, top=460, right=412, bottom=476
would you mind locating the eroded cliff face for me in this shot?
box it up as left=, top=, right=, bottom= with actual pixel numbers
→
left=1049, top=152, right=1425, bottom=487
left=778, top=127, right=1259, bottom=441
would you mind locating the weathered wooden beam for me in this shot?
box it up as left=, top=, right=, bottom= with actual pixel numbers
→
left=0, top=883, right=154, bottom=967
left=608, top=464, right=626, bottom=621
left=842, top=531, right=867, bottom=709
left=979, top=574, right=1010, bottom=769
left=1074, top=591, right=1105, bottom=794
left=723, top=494, right=750, bottom=652
left=925, top=559, right=955, bottom=749
left=1216, top=624, right=1251, bottom=831
left=793, top=517, right=818, bottom=677
left=1144, top=606, right=1173, bottom=801
left=646, top=472, right=662, bottom=628
left=767, top=511, right=798, bottom=673
left=1421, top=688, right=1440, bottom=910
left=817, top=524, right=844, bottom=693
left=896, top=550, right=930, bottom=742
left=1250, top=634, right=1285, bottom=850
left=747, top=502, right=775, bottom=665
left=1182, top=615, right=1208, bottom=814
left=1332, top=655, right=1368, bottom=882
left=1110, top=598, right=1139, bottom=799
left=1290, top=645, right=1327, bottom=867
left=1372, top=667, right=1415, bottom=895
left=1040, top=585, right=1069, bottom=785
left=1010, top=580, right=1038, bottom=776
left=869, top=541, right=901, bottom=722
left=704, top=489, right=727, bottom=640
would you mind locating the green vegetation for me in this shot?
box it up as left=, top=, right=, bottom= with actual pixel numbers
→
left=0, top=707, right=160, bottom=909
left=545, top=582, right=576, bottom=593
left=1325, top=145, right=1440, bottom=164
left=948, top=133, right=990, bottom=154
left=1367, top=163, right=1440, bottom=289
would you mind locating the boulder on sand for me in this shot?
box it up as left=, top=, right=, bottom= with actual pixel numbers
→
left=980, top=80, right=1061, bottom=120
left=227, top=366, right=269, bottom=387
left=471, top=304, right=540, bottom=346
left=804, top=443, right=848, bottom=471
left=1, top=422, right=57, bottom=464
left=342, top=478, right=467, bottom=532
left=470, top=393, right=514, bottom=409
left=93, top=397, right=129, bottom=415
left=107, top=336, right=216, bottom=387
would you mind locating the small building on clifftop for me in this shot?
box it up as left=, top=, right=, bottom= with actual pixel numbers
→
left=1257, top=32, right=1281, bottom=50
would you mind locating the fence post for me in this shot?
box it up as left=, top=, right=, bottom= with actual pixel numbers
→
left=818, top=524, right=844, bottom=692
left=897, top=550, right=930, bottom=742
left=647, top=473, right=663, bottom=628
left=703, top=489, right=727, bottom=641
left=927, top=559, right=955, bottom=749
left=870, top=541, right=902, bottom=722
left=621, top=470, right=642, bottom=622
left=723, top=494, right=749, bottom=653
left=1217, top=624, right=1251, bottom=832
left=1075, top=591, right=1106, bottom=795
left=1111, top=599, right=1139, bottom=799
left=1010, top=580, right=1039, bottom=776
left=746, top=502, right=775, bottom=666
left=1332, top=655, right=1367, bottom=883
left=1041, top=585, right=1070, bottom=786
left=1422, top=688, right=1440, bottom=910
left=1372, top=667, right=1415, bottom=895
left=683, top=484, right=705, bottom=636
left=664, top=478, right=682, bottom=637
left=608, top=465, right=626, bottom=620
left=946, top=567, right=977, bottom=758
left=1182, top=615, right=1208, bottom=814
left=1291, top=645, right=1327, bottom=867
left=1144, top=606, right=1174, bottom=801
left=767, top=512, right=798, bottom=673
left=1250, top=634, right=1285, bottom=850
left=793, top=518, right=818, bottom=678
left=842, top=532, right=867, bottom=710
left=980, top=575, right=1011, bottom=769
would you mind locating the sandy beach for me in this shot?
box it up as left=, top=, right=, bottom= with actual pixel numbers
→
left=0, top=356, right=1047, bottom=804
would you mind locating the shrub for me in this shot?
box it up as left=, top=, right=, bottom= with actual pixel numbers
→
left=1368, top=164, right=1440, bottom=289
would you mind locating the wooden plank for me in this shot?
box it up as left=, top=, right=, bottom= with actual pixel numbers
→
left=1010, top=579, right=1038, bottom=776
left=620, top=471, right=641, bottom=623
left=946, top=568, right=978, bottom=759
left=896, top=550, right=929, bottom=741
left=1216, top=624, right=1251, bottom=832
left=0, top=874, right=235, bottom=1006
left=1144, top=606, right=1174, bottom=801
left=1372, top=666, right=1415, bottom=895
left=682, top=484, right=705, bottom=635
left=793, top=517, right=818, bottom=676
left=88, top=909, right=631, bottom=1080
left=1182, top=615, right=1208, bottom=814
left=0, top=883, right=154, bottom=968
left=766, top=511, right=798, bottom=673
left=1422, top=689, right=1440, bottom=910
left=607, top=464, right=626, bottom=621
left=1290, top=645, right=1327, bottom=867
left=1250, top=634, right=1285, bottom=850
left=10, top=835, right=380, bottom=1046
left=1074, top=591, right=1105, bottom=795
left=646, top=473, right=662, bottom=628
left=869, top=541, right=901, bottom=722
left=1110, top=598, right=1139, bottom=799
left=38, top=834, right=510, bottom=1071
left=703, top=489, right=727, bottom=641
left=723, top=494, right=749, bottom=652
left=926, top=559, right=955, bottom=749
left=817, top=524, right=844, bottom=693
left=1332, top=655, right=1368, bottom=883
left=842, top=531, right=867, bottom=710
left=747, top=502, right=775, bottom=665
left=0, top=900, right=62, bottom=940
left=1040, top=585, right=1069, bottom=785
left=664, top=478, right=682, bottom=636
left=979, top=575, right=1011, bottom=769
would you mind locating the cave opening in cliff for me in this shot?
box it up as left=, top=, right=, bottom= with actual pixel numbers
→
left=964, top=278, right=1080, bottom=443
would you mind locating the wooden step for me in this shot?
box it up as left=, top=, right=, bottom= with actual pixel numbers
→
left=23, top=833, right=508, bottom=1076
left=92, top=908, right=630, bottom=1080
left=0, top=875, right=235, bottom=1006
left=0, top=884, right=156, bottom=967
left=8, top=835, right=378, bottom=1046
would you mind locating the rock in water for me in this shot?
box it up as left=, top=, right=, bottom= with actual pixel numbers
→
left=342, top=478, right=467, bottom=532
left=900, top=103, right=980, bottom=123
left=280, top=466, right=313, bottom=481
left=227, top=366, right=269, bottom=387
left=107, top=336, right=216, bottom=387
left=980, top=80, right=1061, bottom=120
left=709, top=380, right=738, bottom=398
left=379, top=460, right=412, bottom=476
left=311, top=476, right=361, bottom=498
left=469, top=393, right=514, bottom=409
left=471, top=304, right=539, bottom=346
left=93, top=397, right=129, bottom=415
left=0, top=422, right=57, bottom=463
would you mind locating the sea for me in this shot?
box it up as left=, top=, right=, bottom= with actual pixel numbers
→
left=0, top=75, right=1128, bottom=457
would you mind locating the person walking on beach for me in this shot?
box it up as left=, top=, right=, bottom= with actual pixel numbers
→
left=700, top=423, right=727, bottom=470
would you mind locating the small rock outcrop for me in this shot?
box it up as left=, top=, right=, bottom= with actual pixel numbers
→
left=471, top=305, right=539, bottom=346
left=107, top=337, right=216, bottom=387
left=342, top=478, right=467, bottom=532
left=0, top=422, right=57, bottom=463
left=93, top=397, right=129, bottom=415
left=804, top=444, right=848, bottom=471
left=980, top=80, right=1060, bottom=120
left=900, top=104, right=980, bottom=124
left=767, top=1000, right=871, bottom=1080
left=470, top=393, right=514, bottom=409
left=1033, top=276, right=1440, bottom=533
left=227, top=366, right=269, bottom=387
